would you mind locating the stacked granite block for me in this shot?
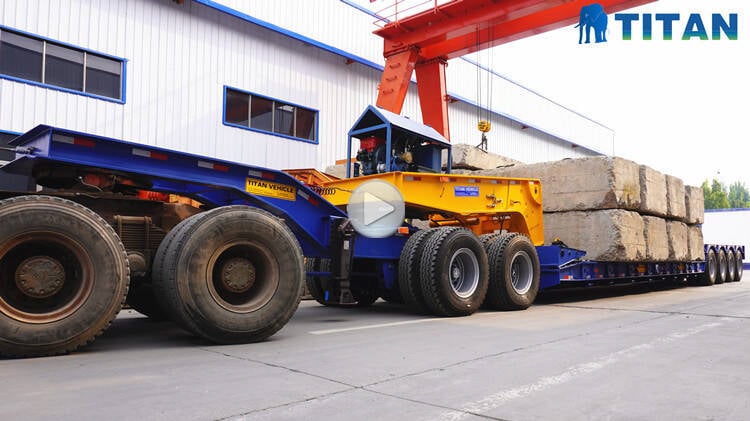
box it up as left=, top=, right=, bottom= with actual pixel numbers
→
left=474, top=155, right=704, bottom=262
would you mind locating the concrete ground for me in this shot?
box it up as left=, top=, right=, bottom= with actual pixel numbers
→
left=1, top=274, right=748, bottom=421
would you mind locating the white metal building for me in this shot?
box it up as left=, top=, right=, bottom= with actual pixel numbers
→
left=703, top=209, right=750, bottom=269
left=0, top=0, right=613, bottom=175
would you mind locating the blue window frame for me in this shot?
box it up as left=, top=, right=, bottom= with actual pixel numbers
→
left=0, top=26, right=125, bottom=103
left=223, top=86, right=318, bottom=144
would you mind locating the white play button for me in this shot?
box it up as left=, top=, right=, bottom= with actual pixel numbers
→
left=346, top=180, right=406, bottom=238
left=362, top=191, right=395, bottom=225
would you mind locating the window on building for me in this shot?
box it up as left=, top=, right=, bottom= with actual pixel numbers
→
left=0, top=27, right=124, bottom=101
left=224, top=87, right=318, bottom=143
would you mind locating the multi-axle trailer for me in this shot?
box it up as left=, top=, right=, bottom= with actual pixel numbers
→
left=0, top=108, right=744, bottom=357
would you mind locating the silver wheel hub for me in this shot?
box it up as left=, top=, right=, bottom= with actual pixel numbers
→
left=510, top=251, right=533, bottom=295
left=449, top=248, right=479, bottom=299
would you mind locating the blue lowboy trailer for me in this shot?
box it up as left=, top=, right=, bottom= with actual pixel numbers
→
left=0, top=123, right=743, bottom=358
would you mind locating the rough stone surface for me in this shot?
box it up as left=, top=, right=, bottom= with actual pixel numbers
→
left=666, top=220, right=689, bottom=261
left=665, top=175, right=687, bottom=220
left=543, top=209, right=646, bottom=261
left=642, top=216, right=669, bottom=261
left=324, top=163, right=351, bottom=179
left=684, top=185, right=705, bottom=224
left=687, top=224, right=705, bottom=261
left=444, top=144, right=523, bottom=170
left=639, top=165, right=668, bottom=217
left=476, top=156, right=641, bottom=213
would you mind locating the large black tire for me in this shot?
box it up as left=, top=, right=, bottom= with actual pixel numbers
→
left=152, top=206, right=304, bottom=344
left=125, top=281, right=167, bottom=320
left=351, top=279, right=380, bottom=307
left=379, top=280, right=403, bottom=304
left=305, top=258, right=330, bottom=305
left=726, top=249, right=737, bottom=282
left=0, top=196, right=129, bottom=357
left=716, top=249, right=727, bottom=284
left=702, top=247, right=717, bottom=286
left=419, top=228, right=488, bottom=316
left=735, top=250, right=744, bottom=282
left=398, top=228, right=445, bottom=314
left=151, top=210, right=215, bottom=326
left=305, top=258, right=379, bottom=307
left=479, top=232, right=505, bottom=249
left=485, top=234, right=540, bottom=310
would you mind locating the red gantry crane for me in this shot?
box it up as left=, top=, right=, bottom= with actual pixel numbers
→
left=373, top=0, right=655, bottom=140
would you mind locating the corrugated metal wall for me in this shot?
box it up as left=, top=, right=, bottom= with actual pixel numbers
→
left=0, top=0, right=605, bottom=173
left=217, top=0, right=614, bottom=157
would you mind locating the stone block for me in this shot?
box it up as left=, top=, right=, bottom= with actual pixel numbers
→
left=639, top=165, right=668, bottom=217
left=476, top=156, right=641, bottom=213
left=684, top=185, right=704, bottom=224
left=687, top=225, right=705, bottom=261
left=665, top=175, right=686, bottom=220
left=543, top=209, right=646, bottom=261
left=666, top=220, right=689, bottom=261
left=642, top=216, right=669, bottom=261
left=324, top=163, right=351, bottom=179
left=444, top=144, right=523, bottom=170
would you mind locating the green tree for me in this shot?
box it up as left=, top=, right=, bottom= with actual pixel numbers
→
left=702, top=179, right=730, bottom=209
left=728, top=181, right=750, bottom=208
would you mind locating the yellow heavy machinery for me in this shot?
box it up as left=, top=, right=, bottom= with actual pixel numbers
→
left=319, top=107, right=544, bottom=245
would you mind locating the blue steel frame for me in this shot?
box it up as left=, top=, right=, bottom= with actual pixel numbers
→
left=5, top=125, right=356, bottom=257
left=0, top=25, right=127, bottom=104
left=345, top=105, right=453, bottom=178
left=4, top=126, right=743, bottom=290
left=538, top=244, right=745, bottom=289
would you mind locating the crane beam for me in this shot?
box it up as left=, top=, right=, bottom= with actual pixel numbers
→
left=373, top=0, right=656, bottom=140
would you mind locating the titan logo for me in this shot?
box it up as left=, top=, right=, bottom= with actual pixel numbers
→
left=616, top=13, right=738, bottom=40
left=576, top=3, right=738, bottom=44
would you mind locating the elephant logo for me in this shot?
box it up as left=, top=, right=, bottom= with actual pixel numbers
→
left=576, top=3, right=608, bottom=44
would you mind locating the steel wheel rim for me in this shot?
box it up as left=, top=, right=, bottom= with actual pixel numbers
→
left=0, top=233, right=94, bottom=323
left=207, top=240, right=279, bottom=313
left=510, top=251, right=533, bottom=295
left=448, top=248, right=479, bottom=299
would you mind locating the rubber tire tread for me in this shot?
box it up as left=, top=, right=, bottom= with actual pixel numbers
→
left=304, top=258, right=377, bottom=307
left=726, top=250, right=737, bottom=282
left=152, top=206, right=304, bottom=344
left=716, top=249, right=727, bottom=284
left=479, top=233, right=505, bottom=249
left=125, top=281, right=167, bottom=321
left=735, top=250, right=744, bottom=282
left=398, top=228, right=445, bottom=314
left=419, top=228, right=488, bottom=317
left=351, top=280, right=379, bottom=307
left=486, top=233, right=540, bottom=311
left=0, top=195, right=129, bottom=357
left=702, top=248, right=717, bottom=286
left=305, top=258, right=330, bottom=305
left=152, top=210, right=215, bottom=332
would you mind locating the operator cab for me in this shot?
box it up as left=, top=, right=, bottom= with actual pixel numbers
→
left=346, top=105, right=452, bottom=178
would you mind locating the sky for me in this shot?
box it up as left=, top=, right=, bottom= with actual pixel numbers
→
left=483, top=0, right=749, bottom=189
left=359, top=0, right=749, bottom=190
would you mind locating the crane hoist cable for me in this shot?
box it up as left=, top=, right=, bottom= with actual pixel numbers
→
left=476, top=26, right=493, bottom=151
